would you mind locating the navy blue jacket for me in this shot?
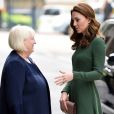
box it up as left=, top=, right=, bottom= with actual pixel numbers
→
left=0, top=50, right=51, bottom=114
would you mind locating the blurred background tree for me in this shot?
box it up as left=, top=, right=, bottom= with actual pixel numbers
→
left=2, top=0, right=45, bottom=30
left=1, top=0, right=114, bottom=30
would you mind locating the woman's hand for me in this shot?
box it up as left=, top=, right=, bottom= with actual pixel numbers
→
left=55, top=70, right=73, bottom=85
left=60, top=92, right=69, bottom=113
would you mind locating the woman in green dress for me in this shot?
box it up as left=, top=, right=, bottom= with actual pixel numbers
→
left=55, top=3, right=106, bottom=114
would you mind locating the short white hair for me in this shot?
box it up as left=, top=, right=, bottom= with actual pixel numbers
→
left=8, top=25, right=35, bottom=52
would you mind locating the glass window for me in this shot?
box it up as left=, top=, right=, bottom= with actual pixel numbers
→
left=44, top=9, right=60, bottom=15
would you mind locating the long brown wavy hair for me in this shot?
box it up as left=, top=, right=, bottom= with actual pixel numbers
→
left=70, top=3, right=100, bottom=50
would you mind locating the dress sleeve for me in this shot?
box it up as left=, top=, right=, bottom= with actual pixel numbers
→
left=5, top=61, right=25, bottom=114
left=61, top=81, right=72, bottom=93
left=73, top=38, right=106, bottom=81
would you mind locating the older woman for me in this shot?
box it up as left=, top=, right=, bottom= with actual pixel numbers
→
left=0, top=25, right=51, bottom=114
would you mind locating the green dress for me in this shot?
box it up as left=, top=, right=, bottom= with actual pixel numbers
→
left=62, top=37, right=106, bottom=114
